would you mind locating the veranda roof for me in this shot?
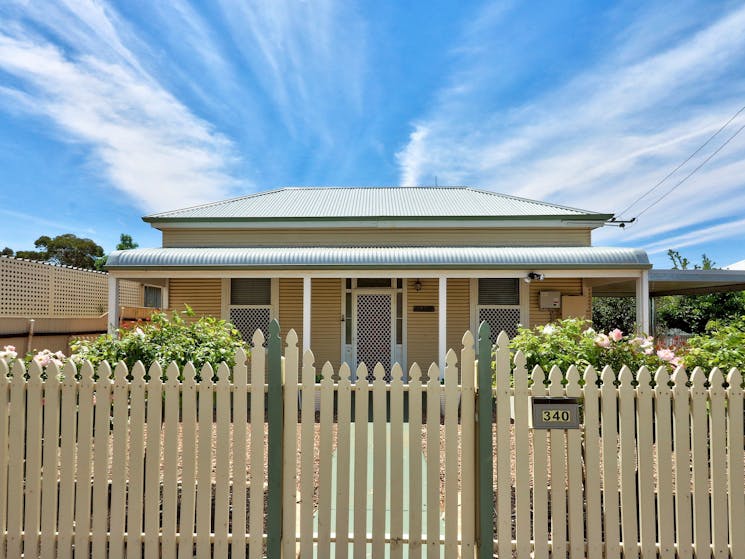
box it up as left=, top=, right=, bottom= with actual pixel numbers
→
left=106, top=246, right=649, bottom=270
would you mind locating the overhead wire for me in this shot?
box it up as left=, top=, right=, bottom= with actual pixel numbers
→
left=616, top=102, right=745, bottom=220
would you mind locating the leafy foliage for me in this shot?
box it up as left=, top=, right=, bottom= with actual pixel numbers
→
left=591, top=296, right=637, bottom=333
left=70, top=306, right=248, bottom=376
left=15, top=233, right=104, bottom=269
left=681, top=316, right=745, bottom=371
left=508, top=318, right=674, bottom=374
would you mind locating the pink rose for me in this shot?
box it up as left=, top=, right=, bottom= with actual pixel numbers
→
left=657, top=348, right=675, bottom=362
left=609, top=329, right=623, bottom=342
left=594, top=334, right=611, bottom=348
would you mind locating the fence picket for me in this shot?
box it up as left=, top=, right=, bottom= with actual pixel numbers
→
left=512, top=351, right=530, bottom=558
left=444, top=350, right=459, bottom=557
left=195, top=365, right=214, bottom=559
left=708, top=368, right=727, bottom=558
left=372, top=363, right=388, bottom=558
left=654, top=367, right=675, bottom=559
left=318, top=362, right=335, bottom=557
left=248, top=337, right=265, bottom=559
left=232, top=349, right=248, bottom=559
left=389, top=363, right=405, bottom=559
left=299, top=350, right=316, bottom=558
left=162, top=363, right=181, bottom=559
left=636, top=366, right=656, bottom=558
left=6, top=361, right=27, bottom=559
left=144, top=363, right=164, bottom=559
left=531, top=366, right=549, bottom=559
left=0, top=361, right=9, bottom=559
left=24, top=361, right=45, bottom=558
left=353, top=364, right=370, bottom=559
left=128, top=362, right=148, bottom=559
left=583, top=366, right=602, bottom=559
left=600, top=366, right=620, bottom=559
left=426, top=362, right=441, bottom=559
left=110, top=363, right=130, bottom=559
left=408, top=364, right=424, bottom=559
left=335, top=363, right=352, bottom=559
left=495, top=332, right=512, bottom=559
left=618, top=366, right=639, bottom=559
left=459, top=332, right=476, bottom=559
left=91, top=363, right=112, bottom=559
left=73, top=362, right=95, bottom=559
left=690, top=367, right=711, bottom=559
left=565, top=365, right=584, bottom=559
left=726, top=368, right=744, bottom=558
left=40, top=363, right=61, bottom=559
left=57, top=361, right=78, bottom=559
left=213, top=363, right=232, bottom=559
left=177, top=363, right=197, bottom=559
left=548, top=366, right=568, bottom=558
left=281, top=329, right=299, bottom=559
left=672, top=366, right=692, bottom=559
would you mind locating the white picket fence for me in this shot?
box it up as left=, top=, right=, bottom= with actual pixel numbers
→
left=0, top=326, right=743, bottom=558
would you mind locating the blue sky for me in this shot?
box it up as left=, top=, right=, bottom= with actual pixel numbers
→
left=1, top=0, right=745, bottom=269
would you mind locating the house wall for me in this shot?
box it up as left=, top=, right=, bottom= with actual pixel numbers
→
left=447, top=279, right=471, bottom=354
left=168, top=278, right=222, bottom=321
left=528, top=278, right=591, bottom=328
left=406, top=278, right=439, bottom=372
left=278, top=278, right=303, bottom=345
left=311, top=279, right=342, bottom=370
left=162, top=227, right=592, bottom=248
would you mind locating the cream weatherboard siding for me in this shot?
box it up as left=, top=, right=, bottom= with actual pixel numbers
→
left=528, top=278, right=590, bottom=328
left=311, top=279, right=342, bottom=370
left=167, top=279, right=222, bottom=321
left=162, top=227, right=592, bottom=248
left=279, top=278, right=303, bottom=344
left=405, top=278, right=439, bottom=370
left=446, top=279, right=470, bottom=356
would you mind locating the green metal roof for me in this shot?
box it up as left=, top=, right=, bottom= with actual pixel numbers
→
left=107, top=246, right=649, bottom=270
left=144, top=187, right=612, bottom=223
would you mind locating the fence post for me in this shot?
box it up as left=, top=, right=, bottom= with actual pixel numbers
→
left=476, top=321, right=494, bottom=559
left=266, top=319, right=283, bottom=557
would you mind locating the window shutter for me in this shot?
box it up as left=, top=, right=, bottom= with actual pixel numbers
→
left=478, top=278, right=519, bottom=305
left=230, top=278, right=271, bottom=305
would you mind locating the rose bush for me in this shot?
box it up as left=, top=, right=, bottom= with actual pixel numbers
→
left=681, top=315, right=745, bottom=372
left=507, top=318, right=676, bottom=375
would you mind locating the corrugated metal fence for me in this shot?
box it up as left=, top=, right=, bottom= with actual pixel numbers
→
left=0, top=321, right=743, bottom=558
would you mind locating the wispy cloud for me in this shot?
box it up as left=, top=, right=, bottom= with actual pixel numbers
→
left=0, top=1, right=241, bottom=212
left=397, top=2, right=745, bottom=253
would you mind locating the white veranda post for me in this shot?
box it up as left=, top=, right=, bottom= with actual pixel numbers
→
left=303, top=276, right=311, bottom=353
left=108, top=275, right=120, bottom=335
left=439, top=276, right=447, bottom=379
left=636, top=270, right=650, bottom=334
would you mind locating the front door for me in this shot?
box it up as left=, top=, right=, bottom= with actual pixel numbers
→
left=354, top=292, right=394, bottom=381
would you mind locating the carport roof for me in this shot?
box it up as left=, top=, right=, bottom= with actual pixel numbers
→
left=592, top=269, right=745, bottom=296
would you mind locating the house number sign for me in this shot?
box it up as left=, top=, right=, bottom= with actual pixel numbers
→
left=531, top=397, right=581, bottom=429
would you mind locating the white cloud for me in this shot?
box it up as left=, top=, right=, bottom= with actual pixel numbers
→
left=397, top=3, right=745, bottom=254
left=0, top=2, right=241, bottom=212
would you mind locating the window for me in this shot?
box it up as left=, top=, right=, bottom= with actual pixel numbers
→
left=229, top=278, right=272, bottom=341
left=143, top=285, right=162, bottom=308
left=477, top=278, right=521, bottom=341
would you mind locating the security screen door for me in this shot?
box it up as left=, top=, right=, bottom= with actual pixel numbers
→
left=354, top=292, right=394, bottom=381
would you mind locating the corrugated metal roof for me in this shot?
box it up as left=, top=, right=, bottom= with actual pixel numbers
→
left=144, top=187, right=610, bottom=221
left=107, top=246, right=649, bottom=269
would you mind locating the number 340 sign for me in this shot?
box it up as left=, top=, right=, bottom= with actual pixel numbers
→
left=531, top=397, right=581, bottom=429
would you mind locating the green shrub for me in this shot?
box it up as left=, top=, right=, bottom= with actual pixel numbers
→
left=507, top=318, right=675, bottom=375
left=681, top=315, right=745, bottom=372
left=70, top=306, right=248, bottom=376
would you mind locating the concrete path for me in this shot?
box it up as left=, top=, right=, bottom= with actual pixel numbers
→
left=314, top=422, right=445, bottom=558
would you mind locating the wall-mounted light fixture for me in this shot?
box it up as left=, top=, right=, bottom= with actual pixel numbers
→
left=524, top=272, right=545, bottom=283
left=414, top=279, right=422, bottom=292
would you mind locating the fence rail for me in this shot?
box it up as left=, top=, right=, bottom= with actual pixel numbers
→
left=0, top=320, right=743, bottom=558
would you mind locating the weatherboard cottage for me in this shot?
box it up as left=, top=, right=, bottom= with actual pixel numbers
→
left=105, top=187, right=651, bottom=375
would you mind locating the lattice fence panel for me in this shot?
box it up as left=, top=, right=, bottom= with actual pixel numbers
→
left=119, top=280, right=143, bottom=307
left=479, top=307, right=521, bottom=342
left=230, top=307, right=271, bottom=343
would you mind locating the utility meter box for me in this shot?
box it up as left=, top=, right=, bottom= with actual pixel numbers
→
left=539, top=291, right=562, bottom=309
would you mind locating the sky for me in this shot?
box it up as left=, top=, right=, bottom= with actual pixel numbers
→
left=1, top=0, right=745, bottom=269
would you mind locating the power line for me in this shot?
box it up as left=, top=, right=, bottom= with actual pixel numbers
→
left=616, top=102, right=745, bottom=219
left=634, top=119, right=745, bottom=219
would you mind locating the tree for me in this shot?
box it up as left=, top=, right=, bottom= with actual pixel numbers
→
left=15, top=234, right=104, bottom=269
left=592, top=296, right=637, bottom=333
left=0, top=247, right=12, bottom=257
left=656, top=250, right=745, bottom=334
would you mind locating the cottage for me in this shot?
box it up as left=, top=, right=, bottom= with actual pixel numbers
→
left=106, top=187, right=651, bottom=376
